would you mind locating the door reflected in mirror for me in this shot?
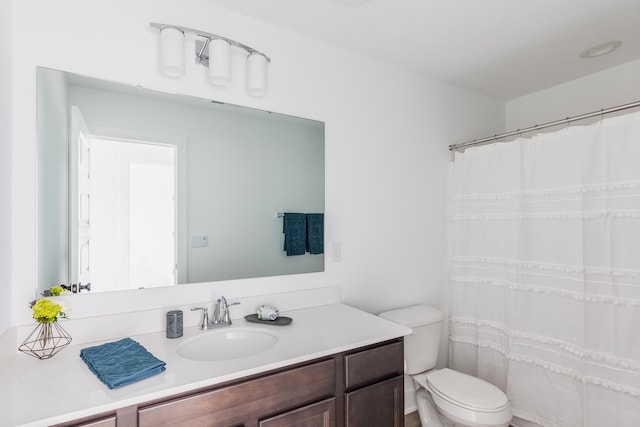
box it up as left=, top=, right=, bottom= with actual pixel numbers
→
left=37, top=67, right=325, bottom=297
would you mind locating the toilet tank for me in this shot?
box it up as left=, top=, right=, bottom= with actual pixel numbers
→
left=379, top=305, right=443, bottom=375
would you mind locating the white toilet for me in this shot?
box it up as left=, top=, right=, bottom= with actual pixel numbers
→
left=379, top=305, right=512, bottom=427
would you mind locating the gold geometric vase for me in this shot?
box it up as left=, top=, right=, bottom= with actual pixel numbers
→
left=18, top=321, right=72, bottom=360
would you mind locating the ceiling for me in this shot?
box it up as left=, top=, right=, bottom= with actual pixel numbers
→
left=207, top=0, right=640, bottom=100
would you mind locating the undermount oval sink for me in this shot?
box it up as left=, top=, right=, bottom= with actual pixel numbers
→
left=177, top=327, right=278, bottom=361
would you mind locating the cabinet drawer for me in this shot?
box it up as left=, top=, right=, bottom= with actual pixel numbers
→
left=52, top=414, right=117, bottom=427
left=138, top=359, right=336, bottom=427
left=259, top=397, right=336, bottom=427
left=64, top=416, right=117, bottom=427
left=344, top=340, right=403, bottom=389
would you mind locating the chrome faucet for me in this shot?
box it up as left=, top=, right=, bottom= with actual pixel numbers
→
left=213, top=296, right=240, bottom=325
left=191, top=296, right=240, bottom=330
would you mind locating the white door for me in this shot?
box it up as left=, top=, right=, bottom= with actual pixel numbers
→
left=128, top=161, right=176, bottom=287
left=70, top=107, right=92, bottom=291
left=90, top=138, right=177, bottom=290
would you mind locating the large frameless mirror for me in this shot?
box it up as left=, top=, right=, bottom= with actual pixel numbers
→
left=36, top=67, right=324, bottom=296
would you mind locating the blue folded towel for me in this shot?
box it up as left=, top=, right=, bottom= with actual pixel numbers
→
left=283, top=212, right=306, bottom=256
left=306, top=213, right=324, bottom=255
left=80, top=338, right=166, bottom=389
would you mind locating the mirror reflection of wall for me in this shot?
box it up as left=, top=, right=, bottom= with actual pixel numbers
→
left=37, top=68, right=325, bottom=296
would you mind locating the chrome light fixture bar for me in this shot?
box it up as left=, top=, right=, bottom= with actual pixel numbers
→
left=150, top=22, right=271, bottom=97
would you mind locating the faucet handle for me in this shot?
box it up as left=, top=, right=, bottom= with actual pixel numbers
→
left=222, top=301, right=240, bottom=324
left=191, top=307, right=209, bottom=330
left=214, top=296, right=240, bottom=324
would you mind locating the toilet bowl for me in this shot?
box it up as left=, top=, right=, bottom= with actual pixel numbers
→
left=379, top=305, right=512, bottom=427
left=414, top=368, right=511, bottom=427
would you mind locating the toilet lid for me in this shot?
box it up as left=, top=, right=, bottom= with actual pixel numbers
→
left=426, top=369, right=509, bottom=412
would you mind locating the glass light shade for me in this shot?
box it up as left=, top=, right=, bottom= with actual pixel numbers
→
left=159, top=27, right=185, bottom=78
left=208, top=39, right=231, bottom=86
left=246, top=53, right=268, bottom=97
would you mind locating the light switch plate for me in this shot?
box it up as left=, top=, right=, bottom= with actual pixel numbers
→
left=191, top=235, right=209, bottom=248
left=331, top=241, right=342, bottom=262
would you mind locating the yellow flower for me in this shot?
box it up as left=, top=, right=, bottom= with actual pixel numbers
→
left=49, top=286, right=64, bottom=296
left=32, top=299, right=63, bottom=323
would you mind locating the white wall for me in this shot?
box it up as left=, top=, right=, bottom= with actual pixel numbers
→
left=507, top=59, right=640, bottom=130
left=10, top=0, right=504, bottom=360
left=0, top=0, right=14, bottom=336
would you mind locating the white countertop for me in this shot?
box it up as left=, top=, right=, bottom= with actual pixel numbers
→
left=0, top=303, right=411, bottom=427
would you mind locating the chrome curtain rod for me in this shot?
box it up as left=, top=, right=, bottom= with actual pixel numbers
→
left=449, top=100, right=640, bottom=151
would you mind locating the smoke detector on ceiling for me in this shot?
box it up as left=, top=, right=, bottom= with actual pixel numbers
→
left=336, top=0, right=369, bottom=6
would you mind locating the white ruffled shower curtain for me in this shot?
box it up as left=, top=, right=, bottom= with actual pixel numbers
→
left=449, top=111, right=640, bottom=427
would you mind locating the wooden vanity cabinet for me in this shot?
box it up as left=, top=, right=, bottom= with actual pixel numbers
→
left=58, top=338, right=404, bottom=427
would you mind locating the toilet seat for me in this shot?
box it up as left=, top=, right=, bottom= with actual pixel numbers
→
left=413, top=369, right=512, bottom=427
left=426, top=369, right=509, bottom=412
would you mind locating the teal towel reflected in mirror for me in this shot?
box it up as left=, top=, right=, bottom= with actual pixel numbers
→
left=283, top=212, right=324, bottom=256
left=283, top=213, right=306, bottom=256
left=80, top=338, right=166, bottom=389
left=306, top=213, right=324, bottom=255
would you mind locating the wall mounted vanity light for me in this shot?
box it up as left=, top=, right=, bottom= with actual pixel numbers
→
left=150, top=22, right=271, bottom=97
left=158, top=26, right=186, bottom=78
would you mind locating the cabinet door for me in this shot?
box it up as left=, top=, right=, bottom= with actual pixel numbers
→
left=260, top=398, right=336, bottom=427
left=345, top=376, right=403, bottom=427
